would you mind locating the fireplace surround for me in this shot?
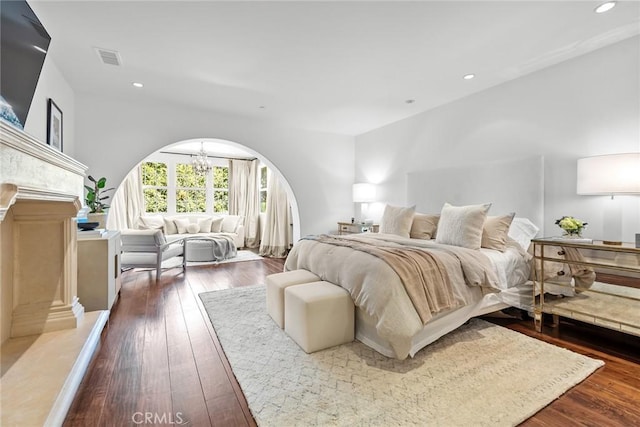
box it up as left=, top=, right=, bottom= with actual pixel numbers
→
left=1, top=121, right=109, bottom=425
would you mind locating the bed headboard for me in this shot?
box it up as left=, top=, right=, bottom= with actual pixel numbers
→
left=406, top=156, right=544, bottom=234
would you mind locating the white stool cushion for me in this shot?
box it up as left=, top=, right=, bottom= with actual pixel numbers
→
left=284, top=281, right=354, bottom=353
left=266, top=269, right=320, bottom=328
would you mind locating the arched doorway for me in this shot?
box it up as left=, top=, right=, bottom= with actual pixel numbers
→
left=107, top=137, right=300, bottom=246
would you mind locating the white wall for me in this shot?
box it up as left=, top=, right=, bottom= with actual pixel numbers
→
left=355, top=36, right=640, bottom=241
left=73, top=94, right=354, bottom=237
left=24, top=56, right=76, bottom=157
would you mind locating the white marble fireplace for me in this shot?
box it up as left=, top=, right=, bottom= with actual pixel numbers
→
left=0, top=121, right=109, bottom=425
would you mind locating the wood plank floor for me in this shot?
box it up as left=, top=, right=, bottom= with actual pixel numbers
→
left=65, top=257, right=640, bottom=426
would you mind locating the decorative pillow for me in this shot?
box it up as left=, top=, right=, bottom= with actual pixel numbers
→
left=435, top=202, right=491, bottom=249
left=221, top=215, right=242, bottom=233
left=508, top=217, right=540, bottom=252
left=198, top=217, right=214, bottom=233
left=187, top=223, right=200, bottom=234
left=481, top=212, right=515, bottom=251
left=211, top=216, right=224, bottom=232
left=410, top=213, right=439, bottom=240
left=379, top=204, right=416, bottom=238
left=174, top=218, right=190, bottom=234
left=137, top=215, right=164, bottom=230
left=163, top=217, right=178, bottom=235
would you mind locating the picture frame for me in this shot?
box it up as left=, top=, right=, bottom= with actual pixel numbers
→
left=47, top=98, right=63, bottom=151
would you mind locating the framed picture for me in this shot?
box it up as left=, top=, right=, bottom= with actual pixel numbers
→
left=47, top=98, right=63, bottom=151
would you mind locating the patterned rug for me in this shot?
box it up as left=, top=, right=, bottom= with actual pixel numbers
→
left=200, top=286, right=603, bottom=426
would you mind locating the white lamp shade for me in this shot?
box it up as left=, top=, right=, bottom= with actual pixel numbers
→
left=353, top=183, right=376, bottom=202
left=577, top=153, right=640, bottom=195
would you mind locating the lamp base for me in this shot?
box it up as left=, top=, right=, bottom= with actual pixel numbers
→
left=602, top=240, right=623, bottom=246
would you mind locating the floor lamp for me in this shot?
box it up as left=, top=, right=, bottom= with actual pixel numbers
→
left=577, top=153, right=640, bottom=245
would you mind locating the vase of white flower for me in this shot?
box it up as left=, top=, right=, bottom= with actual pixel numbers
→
left=555, top=216, right=587, bottom=238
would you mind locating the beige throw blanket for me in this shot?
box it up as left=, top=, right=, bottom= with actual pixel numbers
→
left=306, top=235, right=458, bottom=324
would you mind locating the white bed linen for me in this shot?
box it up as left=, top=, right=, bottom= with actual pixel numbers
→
left=285, top=233, right=531, bottom=359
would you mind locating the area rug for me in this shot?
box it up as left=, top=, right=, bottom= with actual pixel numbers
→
left=199, top=286, right=603, bottom=426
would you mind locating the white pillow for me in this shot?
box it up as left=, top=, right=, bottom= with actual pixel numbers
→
left=379, top=204, right=415, bottom=238
left=163, top=217, right=178, bottom=235
left=221, top=215, right=242, bottom=233
left=186, top=223, right=200, bottom=234
left=435, top=203, right=491, bottom=249
left=174, top=218, right=190, bottom=234
left=211, top=216, right=224, bottom=232
left=508, top=217, right=540, bottom=251
left=198, top=217, right=214, bottom=233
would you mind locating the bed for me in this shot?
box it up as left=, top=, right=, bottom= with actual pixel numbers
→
left=285, top=157, right=545, bottom=360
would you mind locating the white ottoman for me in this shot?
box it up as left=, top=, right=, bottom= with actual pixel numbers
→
left=284, top=281, right=354, bottom=353
left=266, top=269, right=320, bottom=328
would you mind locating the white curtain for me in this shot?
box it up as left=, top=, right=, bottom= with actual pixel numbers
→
left=259, top=171, right=291, bottom=258
left=106, top=166, right=144, bottom=230
left=229, top=159, right=260, bottom=248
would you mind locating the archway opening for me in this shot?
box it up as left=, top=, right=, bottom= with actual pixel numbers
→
left=107, top=137, right=300, bottom=250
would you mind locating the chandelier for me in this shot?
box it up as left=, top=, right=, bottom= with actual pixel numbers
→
left=191, top=142, right=212, bottom=174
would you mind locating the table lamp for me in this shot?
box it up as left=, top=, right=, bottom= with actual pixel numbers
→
left=577, top=153, right=640, bottom=245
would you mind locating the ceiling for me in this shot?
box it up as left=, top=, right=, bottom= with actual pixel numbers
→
left=29, top=1, right=640, bottom=136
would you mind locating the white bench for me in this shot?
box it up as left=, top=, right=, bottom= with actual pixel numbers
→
left=284, top=281, right=354, bottom=353
left=266, top=269, right=320, bottom=328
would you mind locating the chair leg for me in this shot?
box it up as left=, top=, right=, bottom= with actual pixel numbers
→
left=156, top=252, right=162, bottom=282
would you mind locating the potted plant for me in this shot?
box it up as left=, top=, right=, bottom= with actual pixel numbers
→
left=85, top=175, right=114, bottom=229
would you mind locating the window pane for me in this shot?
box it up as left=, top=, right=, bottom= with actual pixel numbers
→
left=142, top=162, right=167, bottom=186
left=143, top=188, right=167, bottom=213
left=176, top=189, right=206, bottom=213
left=260, top=190, right=267, bottom=213
left=213, top=190, right=228, bottom=213
left=260, top=166, right=267, bottom=189
left=213, top=166, right=228, bottom=189
left=176, top=163, right=205, bottom=187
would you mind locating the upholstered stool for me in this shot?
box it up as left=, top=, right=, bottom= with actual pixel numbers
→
left=284, top=281, right=354, bottom=353
left=266, top=269, right=320, bottom=328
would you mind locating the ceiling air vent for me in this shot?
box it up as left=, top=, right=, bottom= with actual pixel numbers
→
left=94, top=47, right=121, bottom=66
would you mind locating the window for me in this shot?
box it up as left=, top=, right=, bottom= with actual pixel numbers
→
left=175, top=164, right=206, bottom=213
left=142, top=162, right=168, bottom=213
left=212, top=166, right=229, bottom=213
left=260, top=165, right=268, bottom=213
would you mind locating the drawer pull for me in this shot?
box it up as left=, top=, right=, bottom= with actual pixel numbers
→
left=557, top=250, right=565, bottom=256
left=557, top=271, right=565, bottom=276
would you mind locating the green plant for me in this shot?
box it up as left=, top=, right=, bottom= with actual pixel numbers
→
left=85, top=175, right=114, bottom=213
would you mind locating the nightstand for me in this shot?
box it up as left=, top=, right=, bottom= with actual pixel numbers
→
left=337, top=222, right=379, bottom=235
left=532, top=238, right=640, bottom=337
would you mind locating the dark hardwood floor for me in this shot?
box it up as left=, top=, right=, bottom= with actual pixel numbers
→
left=65, top=257, right=640, bottom=426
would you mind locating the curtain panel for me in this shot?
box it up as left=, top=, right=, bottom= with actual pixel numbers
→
left=106, top=165, right=144, bottom=230
left=229, top=159, right=260, bottom=248
left=259, top=171, right=291, bottom=258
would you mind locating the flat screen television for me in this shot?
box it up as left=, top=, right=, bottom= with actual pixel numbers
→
left=0, top=0, right=50, bottom=130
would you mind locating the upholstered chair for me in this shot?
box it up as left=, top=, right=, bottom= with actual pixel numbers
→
left=120, top=229, right=185, bottom=281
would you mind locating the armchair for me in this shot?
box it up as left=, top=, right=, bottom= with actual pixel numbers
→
left=120, top=229, right=185, bottom=281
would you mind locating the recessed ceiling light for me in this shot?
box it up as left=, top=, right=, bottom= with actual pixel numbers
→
left=463, top=74, right=475, bottom=80
left=594, top=1, right=616, bottom=13
left=405, top=99, right=415, bottom=104
left=33, top=45, right=47, bottom=54
left=132, top=82, right=144, bottom=88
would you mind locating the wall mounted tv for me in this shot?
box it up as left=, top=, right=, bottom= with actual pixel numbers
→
left=1, top=1, right=51, bottom=130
